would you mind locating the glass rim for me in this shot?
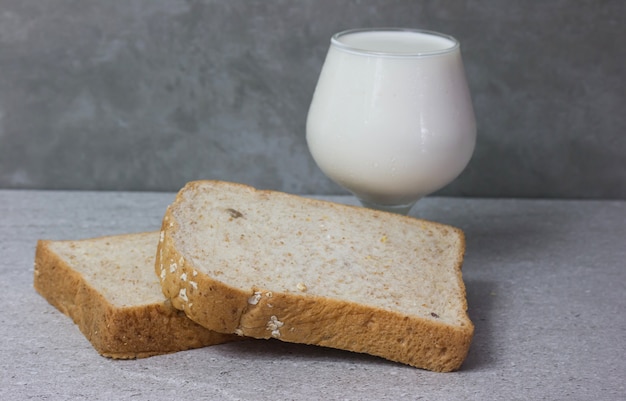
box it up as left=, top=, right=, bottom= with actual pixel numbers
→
left=330, top=27, right=460, bottom=57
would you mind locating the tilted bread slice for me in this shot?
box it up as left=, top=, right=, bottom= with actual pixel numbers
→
left=34, top=231, right=239, bottom=359
left=157, top=181, right=474, bottom=372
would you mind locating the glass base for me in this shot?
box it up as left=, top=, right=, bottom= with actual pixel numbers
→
left=358, top=199, right=417, bottom=215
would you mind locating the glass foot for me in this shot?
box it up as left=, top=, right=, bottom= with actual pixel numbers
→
left=358, top=199, right=417, bottom=215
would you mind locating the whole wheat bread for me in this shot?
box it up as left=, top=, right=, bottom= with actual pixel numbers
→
left=157, top=181, right=474, bottom=372
left=34, top=231, right=239, bottom=359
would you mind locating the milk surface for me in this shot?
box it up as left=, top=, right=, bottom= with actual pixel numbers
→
left=335, top=30, right=457, bottom=54
left=307, top=30, right=476, bottom=205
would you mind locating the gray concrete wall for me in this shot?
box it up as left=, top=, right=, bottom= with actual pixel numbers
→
left=1, top=0, right=624, bottom=198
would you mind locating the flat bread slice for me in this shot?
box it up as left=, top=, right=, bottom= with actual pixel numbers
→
left=157, top=181, right=474, bottom=372
left=34, top=231, right=238, bottom=359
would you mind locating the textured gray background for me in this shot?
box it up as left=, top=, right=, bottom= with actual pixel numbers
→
left=0, top=0, right=624, bottom=198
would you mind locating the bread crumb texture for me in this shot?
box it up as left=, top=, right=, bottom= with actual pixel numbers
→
left=158, top=180, right=474, bottom=372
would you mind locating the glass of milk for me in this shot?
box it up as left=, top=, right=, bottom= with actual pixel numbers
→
left=306, top=28, right=476, bottom=214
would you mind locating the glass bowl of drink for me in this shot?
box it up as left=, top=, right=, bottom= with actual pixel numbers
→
left=307, top=28, right=476, bottom=215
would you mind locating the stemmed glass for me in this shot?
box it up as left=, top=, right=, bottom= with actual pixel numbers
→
left=306, top=28, right=476, bottom=215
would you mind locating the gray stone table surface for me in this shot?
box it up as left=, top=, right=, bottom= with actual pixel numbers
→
left=0, top=189, right=624, bottom=401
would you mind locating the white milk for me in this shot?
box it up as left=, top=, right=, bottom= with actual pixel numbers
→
left=307, top=29, right=476, bottom=206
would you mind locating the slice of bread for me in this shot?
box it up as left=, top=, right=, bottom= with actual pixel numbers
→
left=34, top=231, right=239, bottom=359
left=157, top=181, right=474, bottom=372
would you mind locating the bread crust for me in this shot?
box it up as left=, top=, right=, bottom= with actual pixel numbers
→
left=34, top=234, right=239, bottom=359
left=157, top=181, right=474, bottom=372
